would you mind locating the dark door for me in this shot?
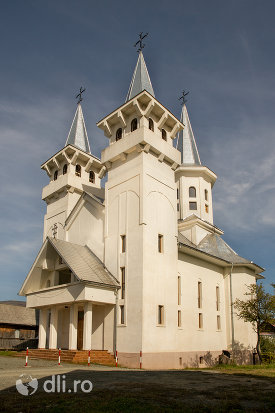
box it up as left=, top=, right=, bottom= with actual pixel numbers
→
left=77, top=311, right=84, bottom=350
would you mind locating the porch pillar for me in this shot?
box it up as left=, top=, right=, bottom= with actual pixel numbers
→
left=83, top=302, right=93, bottom=350
left=69, top=303, right=78, bottom=350
left=49, top=306, right=58, bottom=349
left=38, top=308, right=47, bottom=349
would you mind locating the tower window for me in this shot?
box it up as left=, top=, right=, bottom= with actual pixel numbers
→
left=162, top=129, right=167, bottom=141
left=205, top=204, right=209, bottom=213
left=89, top=171, right=95, bottom=183
left=189, top=202, right=197, bottom=210
left=149, top=118, right=154, bottom=131
left=189, top=186, right=196, bottom=198
left=53, top=170, right=58, bottom=181
left=63, top=164, right=67, bottom=175
left=177, top=188, right=179, bottom=199
left=75, top=164, right=81, bottom=177
left=205, top=189, right=208, bottom=201
left=121, top=267, right=125, bottom=299
left=120, top=305, right=125, bottom=324
left=116, top=128, right=122, bottom=141
left=158, top=305, right=164, bottom=325
left=198, top=282, right=202, bottom=308
left=216, top=286, right=220, bottom=311
left=158, top=234, right=163, bottom=253
left=199, top=313, right=203, bottom=329
left=178, top=276, right=181, bottom=305
left=131, top=118, right=138, bottom=132
left=121, top=235, right=126, bottom=253
left=178, top=310, right=182, bottom=327
left=217, top=315, right=221, bottom=330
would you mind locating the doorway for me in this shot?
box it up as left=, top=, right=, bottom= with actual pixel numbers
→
left=77, top=310, right=84, bottom=350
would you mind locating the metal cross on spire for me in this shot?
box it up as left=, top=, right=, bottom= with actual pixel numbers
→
left=76, top=86, right=86, bottom=104
left=179, top=90, right=189, bottom=106
left=134, top=32, right=149, bottom=52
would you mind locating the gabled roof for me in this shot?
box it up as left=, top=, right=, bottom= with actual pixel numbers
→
left=177, top=104, right=201, bottom=165
left=65, top=104, right=91, bottom=153
left=126, top=51, right=155, bottom=101
left=178, top=232, right=264, bottom=273
left=0, top=302, right=38, bottom=326
left=49, top=238, right=119, bottom=287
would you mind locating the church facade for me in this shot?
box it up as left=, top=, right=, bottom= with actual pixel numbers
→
left=19, top=50, right=264, bottom=369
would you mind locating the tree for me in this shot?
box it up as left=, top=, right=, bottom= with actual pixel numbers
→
left=234, top=283, right=275, bottom=363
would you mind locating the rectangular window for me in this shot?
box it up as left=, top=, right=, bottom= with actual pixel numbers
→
left=178, top=276, right=181, bottom=305
left=178, top=310, right=182, bottom=327
left=189, top=202, right=197, bottom=210
left=177, top=203, right=179, bottom=212
left=120, top=305, right=125, bottom=324
left=121, top=267, right=125, bottom=299
left=177, top=188, right=179, bottom=199
left=121, top=235, right=126, bottom=253
left=198, top=282, right=202, bottom=308
left=205, top=204, right=209, bottom=213
left=217, top=315, right=221, bottom=330
left=158, top=305, right=164, bottom=325
left=216, top=286, right=220, bottom=311
left=199, top=313, right=203, bottom=329
left=158, top=234, right=163, bottom=253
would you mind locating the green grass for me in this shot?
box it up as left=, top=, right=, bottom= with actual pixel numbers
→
left=0, top=350, right=20, bottom=357
left=208, top=363, right=275, bottom=378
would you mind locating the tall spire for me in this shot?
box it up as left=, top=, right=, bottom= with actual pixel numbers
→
left=126, top=51, right=155, bottom=102
left=177, top=104, right=201, bottom=165
left=65, top=103, right=91, bottom=153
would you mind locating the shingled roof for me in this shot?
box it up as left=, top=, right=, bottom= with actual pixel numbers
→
left=0, top=302, right=38, bottom=326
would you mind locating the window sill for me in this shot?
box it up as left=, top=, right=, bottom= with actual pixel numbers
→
left=198, top=329, right=204, bottom=332
left=117, top=324, right=127, bottom=327
left=156, top=324, right=165, bottom=327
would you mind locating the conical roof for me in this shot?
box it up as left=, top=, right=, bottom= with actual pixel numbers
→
left=65, top=104, right=91, bottom=153
left=126, top=51, right=155, bottom=101
left=177, top=104, right=201, bottom=165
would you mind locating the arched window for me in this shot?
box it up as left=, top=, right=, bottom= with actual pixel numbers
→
left=189, top=186, right=196, bottom=198
left=205, top=189, right=208, bottom=201
left=54, top=170, right=58, bottom=181
left=75, top=164, right=81, bottom=177
left=131, top=118, right=138, bottom=132
left=63, top=164, right=67, bottom=175
left=149, top=118, right=154, bottom=131
left=89, top=170, right=95, bottom=183
left=116, top=128, right=122, bottom=141
left=162, top=129, right=167, bottom=141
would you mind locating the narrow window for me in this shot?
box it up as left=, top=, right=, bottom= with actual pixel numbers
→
left=199, top=313, right=203, bottom=329
left=116, top=128, right=122, bottom=141
left=158, top=234, right=163, bottom=253
left=198, top=282, right=202, bottom=308
left=217, top=315, right=221, bottom=330
left=149, top=118, right=154, bottom=131
left=178, top=276, right=181, bottom=305
left=189, top=186, right=196, bottom=197
left=75, top=164, right=81, bottom=177
left=162, top=129, right=167, bottom=141
left=177, top=188, right=179, bottom=199
left=178, top=310, right=182, bottom=327
left=199, top=356, right=204, bottom=364
left=121, top=268, right=125, bottom=299
left=14, top=330, right=20, bottom=339
left=189, top=202, right=197, bottom=210
left=120, top=305, right=125, bottom=324
left=54, top=170, right=58, bottom=181
left=63, top=164, right=67, bottom=175
left=216, top=286, right=220, bottom=311
left=177, top=203, right=179, bottom=212
left=121, top=235, right=126, bottom=253
left=205, top=189, right=208, bottom=201
left=205, top=204, right=209, bottom=213
left=89, top=171, right=95, bottom=183
left=158, top=305, right=164, bottom=325
left=131, top=118, right=138, bottom=132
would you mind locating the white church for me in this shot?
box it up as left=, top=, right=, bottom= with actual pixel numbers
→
left=19, top=48, right=264, bottom=368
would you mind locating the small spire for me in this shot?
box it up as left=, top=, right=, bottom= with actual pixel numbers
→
left=177, top=104, right=201, bottom=166
left=126, top=34, right=154, bottom=102
left=65, top=102, right=91, bottom=154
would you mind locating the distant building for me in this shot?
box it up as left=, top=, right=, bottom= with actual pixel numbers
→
left=0, top=301, right=38, bottom=350
left=19, top=48, right=264, bottom=368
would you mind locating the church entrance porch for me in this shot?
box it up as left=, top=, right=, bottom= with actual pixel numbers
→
left=38, top=302, right=115, bottom=353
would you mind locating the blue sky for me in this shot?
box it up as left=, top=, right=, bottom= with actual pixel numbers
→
left=0, top=0, right=274, bottom=300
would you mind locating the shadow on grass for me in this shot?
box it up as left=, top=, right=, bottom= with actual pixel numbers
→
left=0, top=369, right=274, bottom=413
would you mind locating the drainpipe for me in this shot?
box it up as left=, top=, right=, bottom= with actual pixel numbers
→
left=229, top=263, right=235, bottom=361
left=113, top=289, right=118, bottom=356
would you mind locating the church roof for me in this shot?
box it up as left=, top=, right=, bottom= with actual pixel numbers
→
left=65, top=104, right=91, bottom=153
left=177, top=105, right=201, bottom=165
left=0, top=302, right=38, bottom=326
left=178, top=232, right=259, bottom=266
left=49, top=238, right=119, bottom=287
left=126, top=51, right=155, bottom=102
